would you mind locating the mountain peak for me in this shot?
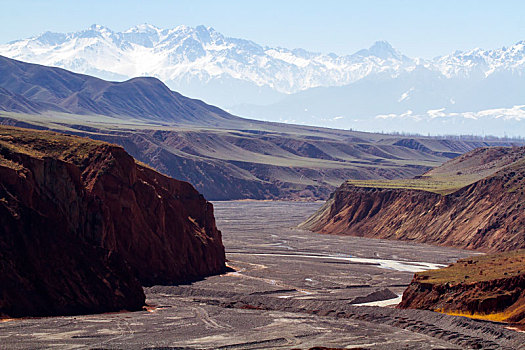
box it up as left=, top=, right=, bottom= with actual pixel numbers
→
left=195, top=24, right=214, bottom=32
left=173, top=24, right=191, bottom=32
left=89, top=24, right=113, bottom=32
left=370, top=40, right=394, bottom=51
left=374, top=40, right=392, bottom=47
left=354, top=40, right=402, bottom=60
left=171, top=24, right=217, bottom=36
left=125, top=23, right=162, bottom=34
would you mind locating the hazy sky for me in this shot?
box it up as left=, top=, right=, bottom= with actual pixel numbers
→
left=1, top=0, right=524, bottom=58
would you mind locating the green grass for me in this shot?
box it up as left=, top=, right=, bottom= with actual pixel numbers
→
left=345, top=149, right=525, bottom=195
left=344, top=178, right=469, bottom=195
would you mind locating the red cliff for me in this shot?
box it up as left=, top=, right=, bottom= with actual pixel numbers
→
left=0, top=126, right=226, bottom=317
left=80, top=142, right=226, bottom=285
left=300, top=147, right=525, bottom=252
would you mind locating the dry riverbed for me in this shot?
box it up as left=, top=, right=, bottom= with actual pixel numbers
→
left=2, top=201, right=524, bottom=349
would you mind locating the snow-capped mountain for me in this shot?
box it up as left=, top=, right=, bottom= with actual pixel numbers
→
left=435, top=41, right=525, bottom=78
left=0, top=24, right=418, bottom=105
left=1, top=24, right=524, bottom=136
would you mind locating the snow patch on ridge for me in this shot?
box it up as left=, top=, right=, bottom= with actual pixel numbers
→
left=377, top=105, right=525, bottom=122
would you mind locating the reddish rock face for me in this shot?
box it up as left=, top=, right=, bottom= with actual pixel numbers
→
left=301, top=162, right=525, bottom=253
left=398, top=251, right=525, bottom=324
left=399, top=274, right=525, bottom=324
left=300, top=146, right=525, bottom=325
left=0, top=126, right=226, bottom=317
left=82, top=145, right=226, bottom=285
left=0, top=154, right=145, bottom=317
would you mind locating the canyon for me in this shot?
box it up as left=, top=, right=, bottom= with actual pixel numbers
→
left=0, top=55, right=524, bottom=347
left=2, top=201, right=523, bottom=349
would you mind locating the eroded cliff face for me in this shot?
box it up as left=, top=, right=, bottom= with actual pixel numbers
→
left=399, top=275, right=525, bottom=324
left=0, top=126, right=226, bottom=317
left=301, top=164, right=525, bottom=252
left=398, top=252, right=525, bottom=324
left=0, top=153, right=146, bottom=317
left=79, top=145, right=226, bottom=285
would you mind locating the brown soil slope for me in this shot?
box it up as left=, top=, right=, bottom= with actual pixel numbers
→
left=300, top=146, right=525, bottom=252
left=398, top=250, right=525, bottom=324
left=0, top=125, right=225, bottom=317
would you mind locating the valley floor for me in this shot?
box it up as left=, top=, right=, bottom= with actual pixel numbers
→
left=2, top=202, right=524, bottom=349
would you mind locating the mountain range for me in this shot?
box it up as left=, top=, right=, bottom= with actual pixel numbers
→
left=1, top=24, right=524, bottom=136
left=0, top=24, right=415, bottom=105
left=2, top=55, right=521, bottom=200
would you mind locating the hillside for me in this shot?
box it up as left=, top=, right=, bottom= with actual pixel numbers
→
left=340, top=145, right=525, bottom=195
left=0, top=55, right=239, bottom=127
left=0, top=125, right=225, bottom=317
left=4, top=113, right=522, bottom=201
left=399, top=250, right=525, bottom=325
left=0, top=55, right=522, bottom=200
left=300, top=146, right=525, bottom=252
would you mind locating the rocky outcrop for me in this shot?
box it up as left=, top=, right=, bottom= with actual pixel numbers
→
left=301, top=149, right=525, bottom=252
left=0, top=126, right=226, bottom=317
left=398, top=251, right=525, bottom=324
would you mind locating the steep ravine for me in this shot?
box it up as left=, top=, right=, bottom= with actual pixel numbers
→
left=0, top=126, right=226, bottom=317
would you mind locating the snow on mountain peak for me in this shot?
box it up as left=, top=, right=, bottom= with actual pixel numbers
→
left=354, top=40, right=404, bottom=60
left=88, top=24, right=113, bottom=34
left=0, top=24, right=524, bottom=103
left=89, top=24, right=104, bottom=30
left=125, top=23, right=162, bottom=35
left=35, top=31, right=67, bottom=46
